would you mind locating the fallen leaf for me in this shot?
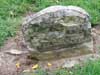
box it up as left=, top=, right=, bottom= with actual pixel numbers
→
left=16, top=62, right=20, bottom=68
left=47, top=63, right=52, bottom=67
left=32, top=64, right=39, bottom=69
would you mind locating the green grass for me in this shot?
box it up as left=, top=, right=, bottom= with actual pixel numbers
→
left=0, top=0, right=34, bottom=46
left=72, top=60, right=100, bottom=75
left=54, top=60, right=100, bottom=75
left=34, top=0, right=100, bottom=24
left=0, top=0, right=100, bottom=46
left=22, top=60, right=100, bottom=75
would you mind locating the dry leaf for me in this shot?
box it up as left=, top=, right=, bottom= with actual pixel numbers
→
left=16, top=62, right=20, bottom=68
left=47, top=63, right=52, bottom=67
left=32, top=64, right=39, bottom=69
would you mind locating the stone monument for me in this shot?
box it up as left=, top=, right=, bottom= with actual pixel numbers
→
left=22, top=6, right=92, bottom=60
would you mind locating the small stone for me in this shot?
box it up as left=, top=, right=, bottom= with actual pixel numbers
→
left=23, top=69, right=31, bottom=72
left=62, top=60, right=79, bottom=68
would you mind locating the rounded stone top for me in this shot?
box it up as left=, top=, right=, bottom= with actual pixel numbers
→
left=38, top=5, right=89, bottom=16
left=22, top=5, right=90, bottom=26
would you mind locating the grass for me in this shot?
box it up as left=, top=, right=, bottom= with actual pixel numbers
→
left=33, top=0, right=100, bottom=24
left=0, top=0, right=34, bottom=46
left=72, top=60, right=100, bottom=75
left=22, top=60, right=100, bottom=75
left=0, top=0, right=100, bottom=46
left=59, top=60, right=100, bottom=75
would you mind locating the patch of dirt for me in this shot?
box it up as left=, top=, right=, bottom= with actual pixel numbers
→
left=0, top=25, right=100, bottom=75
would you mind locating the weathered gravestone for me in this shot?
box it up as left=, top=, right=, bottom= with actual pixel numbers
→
left=22, top=6, right=93, bottom=60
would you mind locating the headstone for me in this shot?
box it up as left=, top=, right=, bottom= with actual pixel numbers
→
left=22, top=6, right=92, bottom=60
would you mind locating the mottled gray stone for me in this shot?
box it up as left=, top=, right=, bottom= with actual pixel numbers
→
left=22, top=5, right=92, bottom=55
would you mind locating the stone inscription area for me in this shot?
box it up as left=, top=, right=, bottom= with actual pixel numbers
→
left=22, top=6, right=92, bottom=52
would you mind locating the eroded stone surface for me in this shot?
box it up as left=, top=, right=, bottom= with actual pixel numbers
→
left=22, top=5, right=92, bottom=53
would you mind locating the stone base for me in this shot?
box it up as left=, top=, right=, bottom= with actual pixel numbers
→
left=31, top=41, right=93, bottom=60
